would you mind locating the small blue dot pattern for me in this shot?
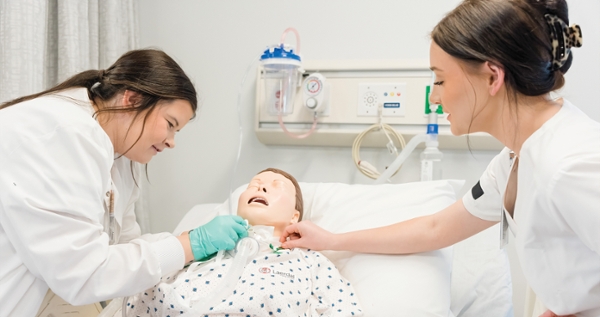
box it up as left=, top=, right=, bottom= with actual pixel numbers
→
left=122, top=248, right=363, bottom=316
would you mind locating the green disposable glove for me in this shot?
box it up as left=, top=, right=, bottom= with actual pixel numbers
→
left=189, top=215, right=248, bottom=261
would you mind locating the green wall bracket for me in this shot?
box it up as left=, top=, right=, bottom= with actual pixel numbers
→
left=425, top=85, right=443, bottom=114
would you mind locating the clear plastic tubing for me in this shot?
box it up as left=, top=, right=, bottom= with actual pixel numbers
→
left=374, top=133, right=429, bottom=184
left=228, top=57, right=259, bottom=215
left=280, top=27, right=301, bottom=53
left=187, top=237, right=260, bottom=314
left=275, top=27, right=318, bottom=139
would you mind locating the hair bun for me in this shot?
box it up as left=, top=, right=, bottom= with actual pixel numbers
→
left=527, top=0, right=569, bottom=21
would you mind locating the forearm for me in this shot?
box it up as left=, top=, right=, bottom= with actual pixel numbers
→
left=177, top=231, right=194, bottom=263
left=330, top=200, right=496, bottom=254
left=330, top=215, right=440, bottom=254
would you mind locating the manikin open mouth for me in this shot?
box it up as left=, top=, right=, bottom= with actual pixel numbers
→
left=248, top=197, right=269, bottom=206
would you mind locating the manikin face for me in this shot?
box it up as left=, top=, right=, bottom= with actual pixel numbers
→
left=237, top=171, right=300, bottom=236
left=429, top=42, right=495, bottom=136
left=119, top=98, right=194, bottom=164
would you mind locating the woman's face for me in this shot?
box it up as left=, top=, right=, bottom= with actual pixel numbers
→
left=237, top=172, right=300, bottom=234
left=429, top=42, right=494, bottom=135
left=121, top=99, right=194, bottom=164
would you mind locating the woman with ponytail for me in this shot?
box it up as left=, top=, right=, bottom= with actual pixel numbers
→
left=0, top=49, right=248, bottom=316
left=281, top=1, right=598, bottom=316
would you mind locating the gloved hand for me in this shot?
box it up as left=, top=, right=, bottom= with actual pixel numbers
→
left=189, top=215, right=248, bottom=261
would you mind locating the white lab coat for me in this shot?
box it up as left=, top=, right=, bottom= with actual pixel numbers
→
left=462, top=99, right=600, bottom=316
left=0, top=88, right=185, bottom=317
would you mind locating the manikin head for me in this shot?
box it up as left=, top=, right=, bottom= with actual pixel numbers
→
left=237, top=168, right=303, bottom=237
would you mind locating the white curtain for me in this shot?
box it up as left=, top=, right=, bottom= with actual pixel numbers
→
left=0, top=0, right=150, bottom=233
left=0, top=0, right=140, bottom=101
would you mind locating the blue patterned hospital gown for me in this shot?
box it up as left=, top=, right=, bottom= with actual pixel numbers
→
left=123, top=247, right=363, bottom=317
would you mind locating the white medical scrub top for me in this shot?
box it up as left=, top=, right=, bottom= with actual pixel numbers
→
left=0, top=88, right=185, bottom=317
left=462, top=99, right=600, bottom=316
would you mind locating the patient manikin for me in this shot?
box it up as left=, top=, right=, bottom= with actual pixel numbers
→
left=118, top=168, right=363, bottom=317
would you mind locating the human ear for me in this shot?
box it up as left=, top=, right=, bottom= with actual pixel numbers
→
left=484, top=61, right=505, bottom=96
left=120, top=90, right=142, bottom=108
left=290, top=210, right=300, bottom=224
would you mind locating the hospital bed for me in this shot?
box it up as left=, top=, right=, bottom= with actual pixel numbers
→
left=169, top=179, right=514, bottom=317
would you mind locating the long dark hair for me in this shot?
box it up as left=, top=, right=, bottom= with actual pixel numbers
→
left=431, top=0, right=571, bottom=96
left=1, top=49, right=198, bottom=184
left=1, top=49, right=197, bottom=155
left=431, top=0, right=572, bottom=144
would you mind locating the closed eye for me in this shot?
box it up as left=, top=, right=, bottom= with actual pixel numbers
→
left=433, top=81, right=444, bottom=86
left=166, top=120, right=174, bottom=129
left=272, top=180, right=285, bottom=188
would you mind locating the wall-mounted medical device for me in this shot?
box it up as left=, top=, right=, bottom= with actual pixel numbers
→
left=259, top=28, right=333, bottom=139
left=260, top=42, right=301, bottom=117
left=302, top=73, right=330, bottom=116
left=255, top=60, right=503, bottom=150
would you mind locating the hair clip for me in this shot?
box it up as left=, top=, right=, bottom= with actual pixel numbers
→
left=544, top=14, right=583, bottom=71
left=567, top=24, right=583, bottom=48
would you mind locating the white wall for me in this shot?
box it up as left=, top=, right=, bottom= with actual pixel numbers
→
left=138, top=1, right=600, bottom=317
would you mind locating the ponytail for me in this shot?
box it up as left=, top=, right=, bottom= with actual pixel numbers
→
left=1, top=49, right=197, bottom=116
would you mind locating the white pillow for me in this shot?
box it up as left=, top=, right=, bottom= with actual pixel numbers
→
left=175, top=180, right=461, bottom=317
left=305, top=181, right=460, bottom=317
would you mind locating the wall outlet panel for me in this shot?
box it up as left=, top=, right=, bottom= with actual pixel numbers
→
left=358, top=83, right=407, bottom=117
left=258, top=75, right=435, bottom=126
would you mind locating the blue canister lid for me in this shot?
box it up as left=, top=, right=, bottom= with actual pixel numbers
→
left=260, top=44, right=301, bottom=62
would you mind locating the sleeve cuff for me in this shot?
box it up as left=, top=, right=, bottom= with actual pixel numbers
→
left=150, top=235, right=185, bottom=275
left=462, top=190, right=501, bottom=222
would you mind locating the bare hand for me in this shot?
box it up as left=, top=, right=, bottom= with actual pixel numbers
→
left=279, top=221, right=335, bottom=250
left=539, top=310, right=576, bottom=317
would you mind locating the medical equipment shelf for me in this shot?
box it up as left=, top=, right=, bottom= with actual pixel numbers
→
left=255, top=60, right=503, bottom=150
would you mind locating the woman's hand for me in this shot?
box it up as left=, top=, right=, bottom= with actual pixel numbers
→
left=539, top=310, right=576, bottom=317
left=279, top=221, right=335, bottom=250
left=188, top=215, right=248, bottom=261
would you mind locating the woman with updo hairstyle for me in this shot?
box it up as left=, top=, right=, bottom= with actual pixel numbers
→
left=0, top=49, right=248, bottom=315
left=281, top=1, right=598, bottom=316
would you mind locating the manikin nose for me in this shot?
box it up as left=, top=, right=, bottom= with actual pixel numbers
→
left=258, top=184, right=267, bottom=193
